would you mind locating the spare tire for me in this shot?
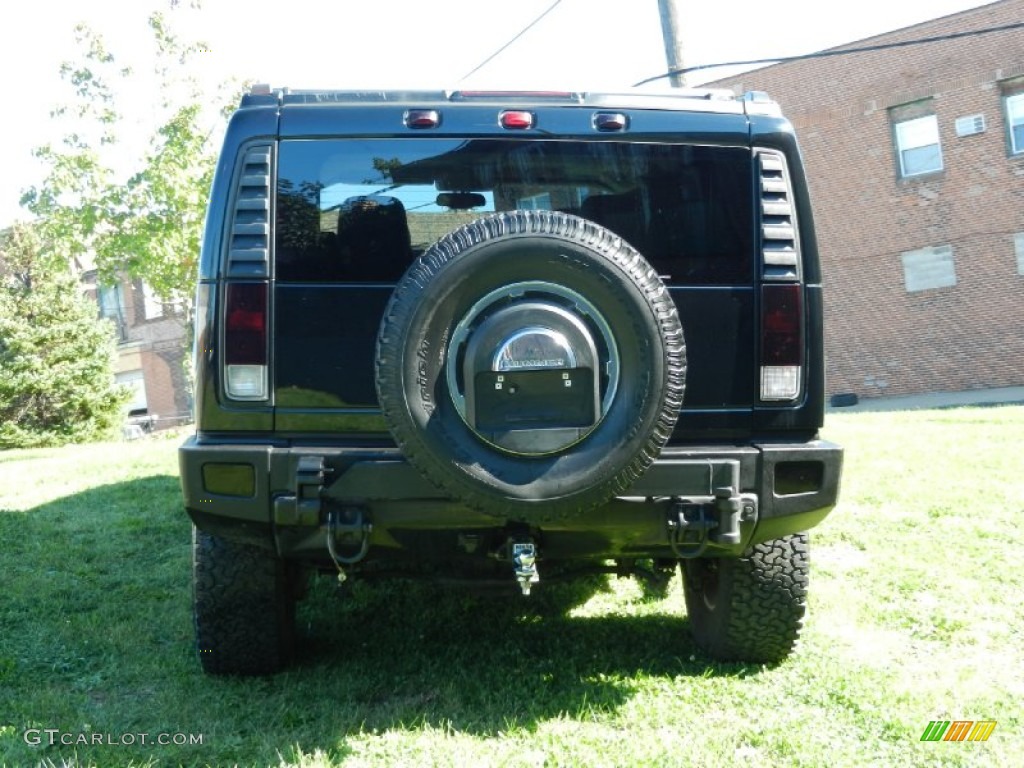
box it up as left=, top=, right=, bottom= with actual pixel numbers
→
left=375, top=210, right=685, bottom=522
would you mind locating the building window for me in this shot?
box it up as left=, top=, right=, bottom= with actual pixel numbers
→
left=901, top=244, right=956, bottom=292
left=142, top=282, right=164, bottom=320
left=894, top=114, right=943, bottom=177
left=97, top=283, right=127, bottom=340
left=1006, top=93, right=1024, bottom=155
left=1015, top=233, right=1024, bottom=276
left=116, top=370, right=148, bottom=415
left=98, top=283, right=122, bottom=320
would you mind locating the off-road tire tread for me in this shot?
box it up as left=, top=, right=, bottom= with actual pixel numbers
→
left=192, top=527, right=296, bottom=675
left=684, top=533, right=809, bottom=663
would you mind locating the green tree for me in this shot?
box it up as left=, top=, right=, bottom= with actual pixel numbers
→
left=0, top=223, right=127, bottom=448
left=20, top=7, right=228, bottom=326
left=17, top=24, right=122, bottom=271
left=95, top=11, right=223, bottom=321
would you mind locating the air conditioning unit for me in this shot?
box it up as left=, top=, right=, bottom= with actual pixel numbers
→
left=954, top=114, right=985, bottom=137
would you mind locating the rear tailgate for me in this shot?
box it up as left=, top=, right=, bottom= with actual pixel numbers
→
left=206, top=99, right=821, bottom=440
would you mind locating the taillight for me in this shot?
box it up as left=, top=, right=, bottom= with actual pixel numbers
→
left=224, top=282, right=268, bottom=400
left=760, top=284, right=802, bottom=401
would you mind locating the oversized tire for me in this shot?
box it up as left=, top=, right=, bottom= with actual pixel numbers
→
left=375, top=210, right=686, bottom=522
left=192, top=527, right=298, bottom=675
left=682, top=533, right=809, bottom=663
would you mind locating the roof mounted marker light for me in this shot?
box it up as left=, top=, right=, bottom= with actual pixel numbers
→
left=500, top=110, right=535, bottom=130
left=594, top=112, right=628, bottom=132
left=404, top=109, right=441, bottom=129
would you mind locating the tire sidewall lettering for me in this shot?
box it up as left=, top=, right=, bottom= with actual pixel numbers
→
left=377, top=211, right=685, bottom=518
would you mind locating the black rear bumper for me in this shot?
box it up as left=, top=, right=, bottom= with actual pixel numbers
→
left=180, top=436, right=841, bottom=562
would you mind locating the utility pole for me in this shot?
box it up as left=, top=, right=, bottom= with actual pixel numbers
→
left=657, top=0, right=686, bottom=87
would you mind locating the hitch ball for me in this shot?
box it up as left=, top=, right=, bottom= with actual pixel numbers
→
left=511, top=540, right=540, bottom=596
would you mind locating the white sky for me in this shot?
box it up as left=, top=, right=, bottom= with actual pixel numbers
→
left=0, top=0, right=995, bottom=229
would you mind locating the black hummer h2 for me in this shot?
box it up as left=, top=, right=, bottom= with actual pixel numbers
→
left=180, top=86, right=842, bottom=675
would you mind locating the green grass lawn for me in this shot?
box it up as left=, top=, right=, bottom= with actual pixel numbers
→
left=1, top=409, right=1021, bottom=767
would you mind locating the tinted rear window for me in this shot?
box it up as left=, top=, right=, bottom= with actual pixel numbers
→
left=276, top=139, right=753, bottom=284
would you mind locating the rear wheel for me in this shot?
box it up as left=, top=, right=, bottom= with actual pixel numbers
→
left=682, top=533, right=809, bottom=663
left=192, top=527, right=299, bottom=675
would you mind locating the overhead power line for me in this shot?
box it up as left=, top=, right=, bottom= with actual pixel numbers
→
left=633, top=20, right=1024, bottom=87
left=458, top=0, right=565, bottom=83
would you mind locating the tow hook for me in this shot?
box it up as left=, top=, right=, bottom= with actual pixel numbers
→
left=667, top=501, right=717, bottom=559
left=667, top=488, right=754, bottom=558
left=326, top=506, right=372, bottom=578
left=511, top=539, right=540, bottom=596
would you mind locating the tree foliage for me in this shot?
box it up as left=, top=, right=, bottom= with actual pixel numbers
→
left=2, top=5, right=233, bottom=446
left=20, top=8, right=228, bottom=325
left=19, top=24, right=124, bottom=271
left=99, top=100, right=213, bottom=319
left=0, top=223, right=127, bottom=448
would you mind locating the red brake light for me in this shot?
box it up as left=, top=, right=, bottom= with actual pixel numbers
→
left=761, top=284, right=802, bottom=366
left=225, top=283, right=268, bottom=365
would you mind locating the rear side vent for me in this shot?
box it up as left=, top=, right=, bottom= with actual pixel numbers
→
left=758, top=149, right=803, bottom=402
left=227, top=144, right=273, bottom=277
left=758, top=150, right=800, bottom=281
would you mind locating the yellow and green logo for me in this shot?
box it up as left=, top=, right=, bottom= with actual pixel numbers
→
left=920, top=720, right=996, bottom=742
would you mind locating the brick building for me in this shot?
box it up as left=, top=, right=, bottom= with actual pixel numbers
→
left=81, top=271, right=192, bottom=432
left=710, top=0, right=1024, bottom=400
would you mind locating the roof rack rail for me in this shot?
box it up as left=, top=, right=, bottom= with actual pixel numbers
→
left=236, top=85, right=761, bottom=110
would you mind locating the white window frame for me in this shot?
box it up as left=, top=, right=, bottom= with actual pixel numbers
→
left=116, top=370, right=148, bottom=413
left=97, top=283, right=124, bottom=322
left=1006, top=93, right=1024, bottom=155
left=142, top=282, right=164, bottom=320
left=894, top=115, right=943, bottom=177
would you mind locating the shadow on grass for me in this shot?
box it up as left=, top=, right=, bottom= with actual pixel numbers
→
left=0, top=475, right=762, bottom=767
left=290, top=574, right=761, bottom=722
